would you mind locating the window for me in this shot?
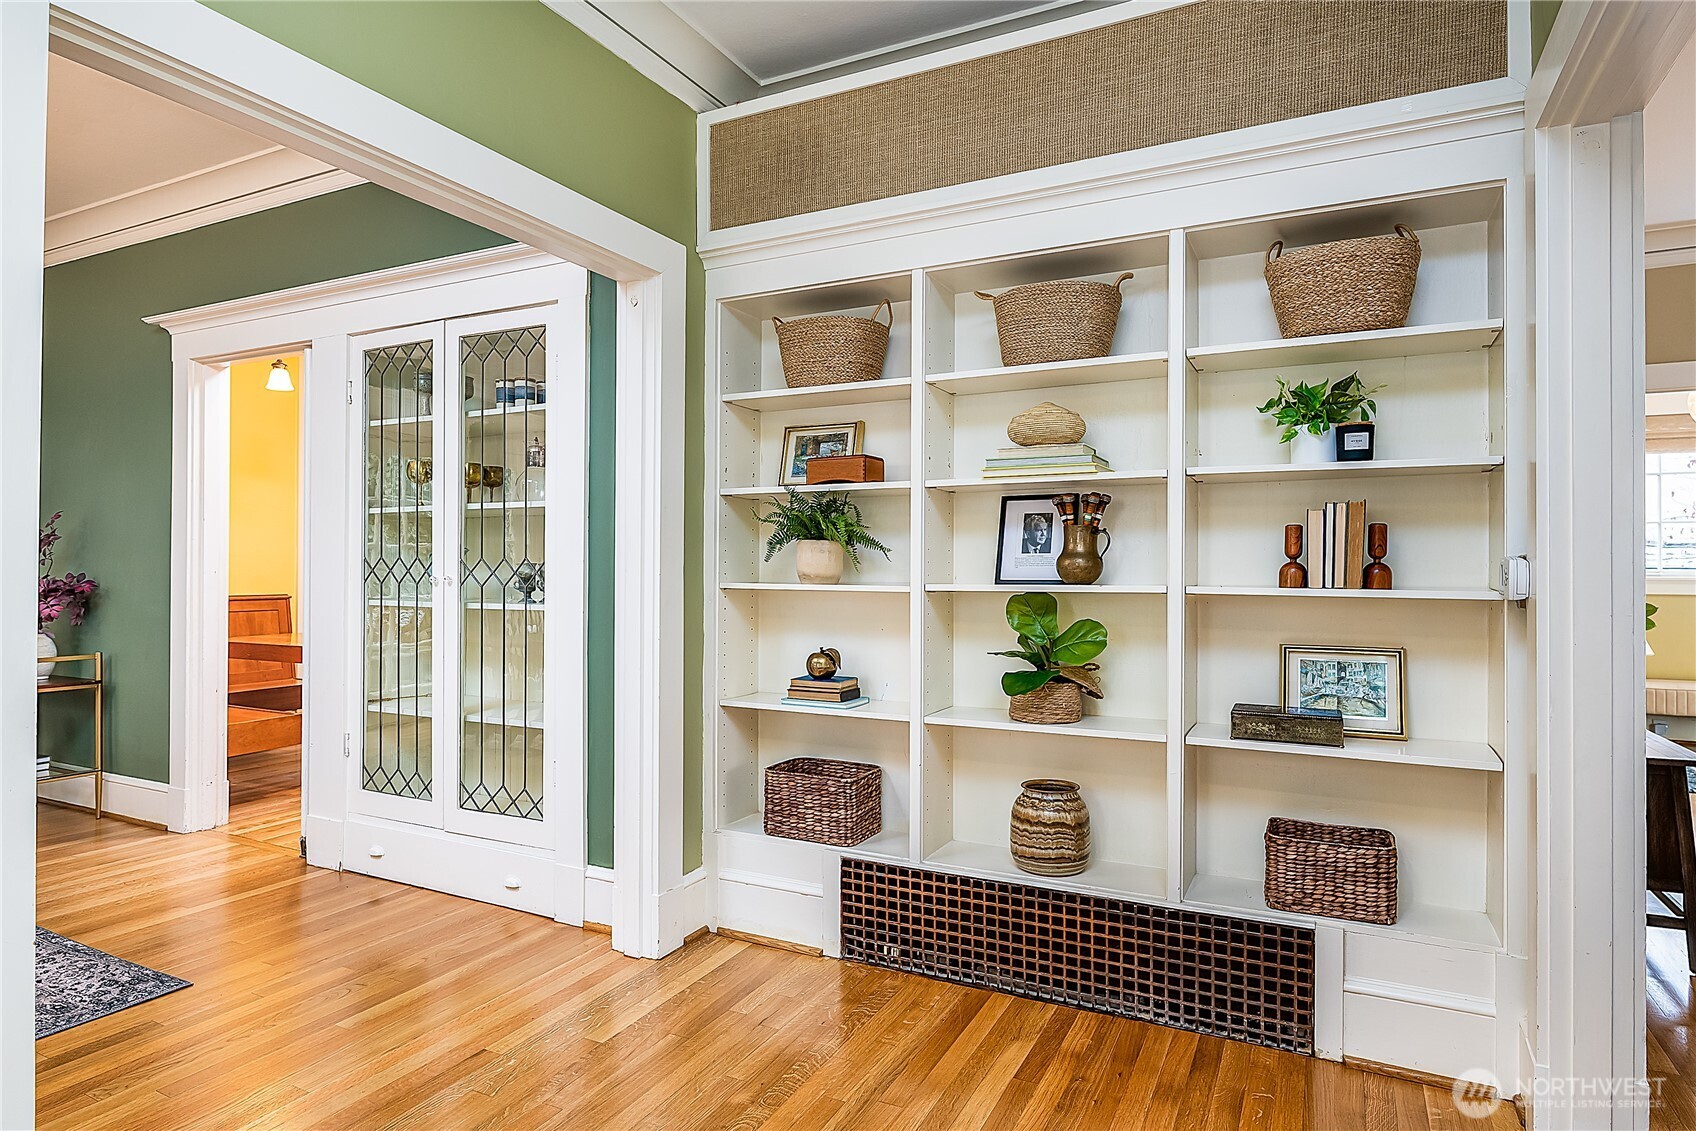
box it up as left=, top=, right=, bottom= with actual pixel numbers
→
left=1648, top=450, right=1696, bottom=573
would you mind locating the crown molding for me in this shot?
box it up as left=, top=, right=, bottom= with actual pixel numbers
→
left=44, top=146, right=363, bottom=266
left=541, top=0, right=755, bottom=111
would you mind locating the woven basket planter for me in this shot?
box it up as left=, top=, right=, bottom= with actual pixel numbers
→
left=773, top=300, right=892, bottom=388
left=1007, top=401, right=1086, bottom=447
left=1008, top=680, right=1084, bottom=725
left=764, top=757, right=882, bottom=846
left=1263, top=226, right=1421, bottom=339
left=1263, top=816, right=1398, bottom=925
left=976, top=273, right=1133, bottom=367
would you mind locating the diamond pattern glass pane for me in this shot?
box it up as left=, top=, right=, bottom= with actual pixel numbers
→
left=459, top=326, right=546, bottom=821
left=363, top=340, right=434, bottom=800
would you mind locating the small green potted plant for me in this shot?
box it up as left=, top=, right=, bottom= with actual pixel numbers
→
left=990, top=592, right=1107, bottom=724
left=1256, top=372, right=1384, bottom=465
left=754, top=488, right=891, bottom=585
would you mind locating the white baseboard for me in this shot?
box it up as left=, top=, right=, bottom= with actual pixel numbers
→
left=303, top=814, right=344, bottom=869
left=36, top=771, right=170, bottom=826
left=585, top=865, right=617, bottom=928
left=658, top=868, right=709, bottom=952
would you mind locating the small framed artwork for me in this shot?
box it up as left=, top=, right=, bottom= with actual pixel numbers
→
left=779, top=421, right=864, bottom=486
left=995, top=494, right=1063, bottom=584
left=1280, top=645, right=1407, bottom=740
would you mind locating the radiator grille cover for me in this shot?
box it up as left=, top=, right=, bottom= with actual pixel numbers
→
left=840, top=858, right=1315, bottom=1054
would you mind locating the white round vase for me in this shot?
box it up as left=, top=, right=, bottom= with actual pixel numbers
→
left=795, top=540, right=846, bottom=585
left=1288, top=428, right=1337, bottom=465
left=37, top=631, right=56, bottom=683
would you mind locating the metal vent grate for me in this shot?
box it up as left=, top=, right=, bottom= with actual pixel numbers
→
left=840, top=858, right=1315, bottom=1054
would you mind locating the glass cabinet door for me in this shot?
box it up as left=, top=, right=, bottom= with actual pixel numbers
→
left=360, top=328, right=444, bottom=824
left=449, top=316, right=554, bottom=845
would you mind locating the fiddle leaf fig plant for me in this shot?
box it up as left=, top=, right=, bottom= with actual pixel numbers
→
left=990, top=592, right=1107, bottom=699
left=1256, top=372, right=1385, bottom=443
left=753, top=487, right=891, bottom=569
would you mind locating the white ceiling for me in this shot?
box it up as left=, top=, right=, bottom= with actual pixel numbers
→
left=1645, top=33, right=1695, bottom=234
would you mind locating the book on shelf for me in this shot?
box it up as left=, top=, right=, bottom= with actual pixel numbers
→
left=1305, top=499, right=1369, bottom=588
left=785, top=690, right=863, bottom=704
left=1307, top=507, right=1323, bottom=590
left=1345, top=500, right=1366, bottom=588
left=982, top=442, right=1113, bottom=477
left=990, top=444, right=1098, bottom=459
left=788, top=675, right=858, bottom=692
left=779, top=696, right=872, bottom=710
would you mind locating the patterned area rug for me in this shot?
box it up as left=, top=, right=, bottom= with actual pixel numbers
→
left=35, top=927, right=190, bottom=1039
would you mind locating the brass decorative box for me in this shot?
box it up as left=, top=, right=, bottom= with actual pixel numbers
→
left=805, top=454, right=885, bottom=485
left=1230, top=703, right=1345, bottom=747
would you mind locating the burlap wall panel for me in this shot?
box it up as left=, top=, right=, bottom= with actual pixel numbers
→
left=709, top=1, right=1506, bottom=230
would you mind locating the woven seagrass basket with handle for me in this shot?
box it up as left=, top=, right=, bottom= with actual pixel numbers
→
left=975, top=273, right=1133, bottom=367
left=1263, top=815, right=1398, bottom=925
left=773, top=299, right=892, bottom=388
left=1263, top=225, right=1421, bottom=339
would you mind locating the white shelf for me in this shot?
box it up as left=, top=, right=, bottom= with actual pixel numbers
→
left=925, top=583, right=1164, bottom=595
left=926, top=706, right=1165, bottom=743
left=721, top=378, right=912, bottom=411
left=464, top=501, right=545, bottom=512
left=719, top=812, right=910, bottom=862
left=467, top=403, right=547, bottom=420
left=366, top=695, right=544, bottom=729
left=1183, top=872, right=1502, bottom=950
left=1184, top=722, right=1502, bottom=772
left=369, top=404, right=547, bottom=430
left=720, top=692, right=910, bottom=723
left=1187, top=319, right=1503, bottom=373
left=719, top=582, right=909, bottom=593
left=925, top=470, right=1166, bottom=493
left=463, top=601, right=545, bottom=612
left=926, top=839, right=1167, bottom=902
left=1187, top=586, right=1503, bottom=602
left=1186, top=457, right=1504, bottom=483
left=368, top=414, right=431, bottom=431
left=720, top=481, right=910, bottom=498
left=367, top=506, right=433, bottom=515
left=925, top=352, right=1167, bottom=395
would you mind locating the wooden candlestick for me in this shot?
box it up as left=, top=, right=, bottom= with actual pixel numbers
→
left=1279, top=524, right=1308, bottom=588
left=1362, top=522, right=1392, bottom=589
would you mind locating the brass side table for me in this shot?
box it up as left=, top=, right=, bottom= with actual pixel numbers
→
left=37, top=652, right=105, bottom=818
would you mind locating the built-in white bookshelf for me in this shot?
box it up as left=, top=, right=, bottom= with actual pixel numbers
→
left=709, top=184, right=1523, bottom=980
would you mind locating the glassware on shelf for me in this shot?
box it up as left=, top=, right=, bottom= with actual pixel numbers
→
left=465, top=462, right=483, bottom=503
left=416, top=366, right=433, bottom=417
left=480, top=464, right=505, bottom=502
left=514, top=563, right=541, bottom=603
left=405, top=458, right=433, bottom=505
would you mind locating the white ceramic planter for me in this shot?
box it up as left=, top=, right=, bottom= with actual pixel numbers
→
left=795, top=540, right=846, bottom=585
left=1288, top=427, right=1336, bottom=465
left=37, top=631, right=56, bottom=683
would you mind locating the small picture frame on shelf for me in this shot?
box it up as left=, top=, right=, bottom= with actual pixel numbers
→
left=779, top=421, right=865, bottom=486
left=995, top=494, right=1063, bottom=584
left=1280, top=644, right=1407, bottom=740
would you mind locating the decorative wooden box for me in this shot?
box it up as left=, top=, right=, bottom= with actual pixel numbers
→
left=805, top=454, right=885, bottom=484
left=1230, top=703, right=1345, bottom=747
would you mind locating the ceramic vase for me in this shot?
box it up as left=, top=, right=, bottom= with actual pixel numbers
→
left=37, top=631, right=56, bottom=683
left=1288, top=427, right=1336, bottom=465
left=795, top=540, right=845, bottom=585
left=1010, top=779, right=1091, bottom=876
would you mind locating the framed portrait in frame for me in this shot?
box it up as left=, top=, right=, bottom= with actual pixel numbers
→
left=1280, top=645, right=1407, bottom=740
left=995, top=494, right=1063, bottom=584
left=779, top=421, right=864, bottom=486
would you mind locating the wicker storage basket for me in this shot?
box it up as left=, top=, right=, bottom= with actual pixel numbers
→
left=773, top=300, right=892, bottom=388
left=764, top=757, right=882, bottom=846
left=975, top=273, right=1133, bottom=367
left=1008, top=680, right=1084, bottom=725
left=1264, top=816, right=1398, bottom=925
left=1007, top=402, right=1087, bottom=447
left=1263, top=226, right=1421, bottom=339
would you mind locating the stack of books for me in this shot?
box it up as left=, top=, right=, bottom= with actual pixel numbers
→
left=36, top=754, right=51, bottom=779
left=981, top=444, right=1113, bottom=478
left=781, top=675, right=870, bottom=710
left=1307, top=499, right=1368, bottom=588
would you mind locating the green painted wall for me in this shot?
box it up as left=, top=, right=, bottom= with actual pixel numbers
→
left=204, top=0, right=704, bottom=872
left=586, top=274, right=618, bottom=867
left=1531, top=1, right=1562, bottom=68
left=41, top=185, right=509, bottom=783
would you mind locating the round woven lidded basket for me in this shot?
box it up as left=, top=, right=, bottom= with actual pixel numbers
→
left=1008, top=679, right=1084, bottom=724
left=1263, top=815, right=1398, bottom=925
left=773, top=299, right=892, bottom=388
left=975, top=272, right=1133, bottom=367
left=1007, top=401, right=1086, bottom=447
left=1263, top=225, right=1421, bottom=339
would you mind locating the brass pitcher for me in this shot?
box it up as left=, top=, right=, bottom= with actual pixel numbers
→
left=1055, top=524, right=1110, bottom=585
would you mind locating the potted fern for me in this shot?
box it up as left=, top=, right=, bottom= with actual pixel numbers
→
left=754, top=488, right=891, bottom=585
left=1256, top=372, right=1384, bottom=464
left=990, top=593, right=1107, bottom=724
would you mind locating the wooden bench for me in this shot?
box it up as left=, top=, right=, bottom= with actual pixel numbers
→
left=228, top=594, right=301, bottom=757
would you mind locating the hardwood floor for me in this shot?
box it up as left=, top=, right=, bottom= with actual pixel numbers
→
left=37, top=802, right=1521, bottom=1130
left=226, top=745, right=303, bottom=853
left=1651, top=917, right=1696, bottom=1129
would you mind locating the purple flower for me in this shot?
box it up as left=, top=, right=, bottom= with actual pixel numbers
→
left=38, top=514, right=96, bottom=631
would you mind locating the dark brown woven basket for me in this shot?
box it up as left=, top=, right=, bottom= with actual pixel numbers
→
left=1264, top=816, right=1397, bottom=925
left=975, top=273, right=1132, bottom=367
left=764, top=757, right=882, bottom=846
left=1263, top=226, right=1421, bottom=339
left=773, top=300, right=892, bottom=388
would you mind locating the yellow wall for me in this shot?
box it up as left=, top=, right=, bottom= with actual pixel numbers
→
left=229, top=355, right=301, bottom=614
left=1649, top=594, right=1696, bottom=681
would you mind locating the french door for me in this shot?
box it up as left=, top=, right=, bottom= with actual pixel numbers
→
left=349, top=270, right=586, bottom=914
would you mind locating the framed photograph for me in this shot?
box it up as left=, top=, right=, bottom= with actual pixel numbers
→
left=995, top=494, right=1063, bottom=584
left=779, top=421, right=864, bottom=486
left=1280, top=645, right=1407, bottom=740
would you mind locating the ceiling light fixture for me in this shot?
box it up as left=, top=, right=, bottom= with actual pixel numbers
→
left=265, top=358, right=295, bottom=393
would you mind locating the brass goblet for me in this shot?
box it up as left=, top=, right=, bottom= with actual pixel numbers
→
left=405, top=458, right=432, bottom=505
left=465, top=462, right=483, bottom=502
left=480, top=464, right=505, bottom=502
